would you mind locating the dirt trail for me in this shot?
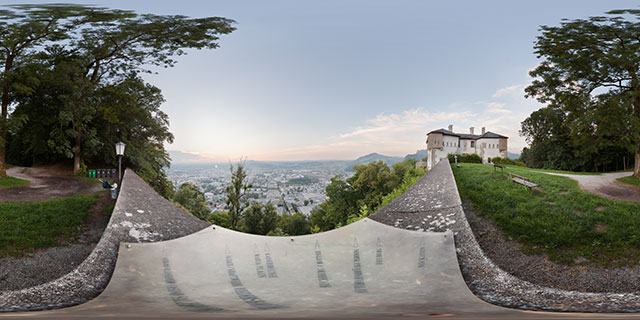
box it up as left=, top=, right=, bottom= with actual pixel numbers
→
left=0, top=165, right=102, bottom=202
left=543, top=171, right=640, bottom=202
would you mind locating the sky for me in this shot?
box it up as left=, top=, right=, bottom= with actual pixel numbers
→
left=6, top=0, right=640, bottom=162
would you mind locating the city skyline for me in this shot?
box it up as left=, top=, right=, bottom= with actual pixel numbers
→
left=7, top=0, right=638, bottom=162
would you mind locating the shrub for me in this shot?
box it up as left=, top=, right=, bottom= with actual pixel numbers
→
left=492, top=157, right=526, bottom=166
left=447, top=153, right=482, bottom=163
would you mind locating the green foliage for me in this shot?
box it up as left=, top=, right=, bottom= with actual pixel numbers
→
left=0, top=5, right=91, bottom=176
left=447, top=153, right=482, bottom=163
left=491, top=157, right=525, bottom=167
left=2, top=4, right=236, bottom=194
left=453, top=163, right=640, bottom=266
left=346, top=205, right=369, bottom=225
left=0, top=175, right=29, bottom=188
left=524, top=9, right=640, bottom=175
left=173, top=182, right=210, bottom=220
left=375, top=167, right=427, bottom=211
left=279, top=212, right=311, bottom=235
left=266, top=227, right=286, bottom=237
left=225, top=162, right=251, bottom=230
left=242, top=201, right=279, bottom=235
left=310, top=159, right=426, bottom=231
left=207, top=211, right=231, bottom=228
left=0, top=193, right=98, bottom=257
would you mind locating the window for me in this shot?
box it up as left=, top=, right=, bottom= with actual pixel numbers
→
left=471, top=141, right=475, bottom=148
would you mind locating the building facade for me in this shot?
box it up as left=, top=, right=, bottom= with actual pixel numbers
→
left=426, top=125, right=508, bottom=170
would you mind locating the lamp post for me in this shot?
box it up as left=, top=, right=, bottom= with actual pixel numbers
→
left=115, top=142, right=126, bottom=192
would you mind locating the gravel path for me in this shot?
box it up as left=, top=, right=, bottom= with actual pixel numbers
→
left=0, top=166, right=102, bottom=202
left=543, top=171, right=640, bottom=202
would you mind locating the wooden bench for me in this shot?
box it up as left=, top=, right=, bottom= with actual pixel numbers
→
left=508, top=172, right=538, bottom=189
left=493, top=164, right=505, bottom=173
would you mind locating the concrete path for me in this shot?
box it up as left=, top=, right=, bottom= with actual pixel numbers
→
left=0, top=166, right=101, bottom=202
left=1, top=218, right=636, bottom=319
left=543, top=171, right=640, bottom=202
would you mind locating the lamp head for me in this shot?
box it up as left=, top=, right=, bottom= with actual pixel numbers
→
left=115, top=142, right=126, bottom=156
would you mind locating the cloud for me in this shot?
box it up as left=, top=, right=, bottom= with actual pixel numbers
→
left=174, top=83, right=545, bottom=162
left=491, top=84, right=524, bottom=98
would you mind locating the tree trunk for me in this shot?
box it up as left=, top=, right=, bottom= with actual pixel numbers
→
left=0, top=55, right=14, bottom=177
left=73, top=133, right=81, bottom=175
left=635, top=146, right=640, bottom=178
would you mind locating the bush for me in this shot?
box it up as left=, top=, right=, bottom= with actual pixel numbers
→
left=491, top=157, right=526, bottom=167
left=447, top=153, right=482, bottom=163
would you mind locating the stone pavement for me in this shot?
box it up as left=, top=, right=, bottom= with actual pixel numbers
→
left=4, top=162, right=640, bottom=318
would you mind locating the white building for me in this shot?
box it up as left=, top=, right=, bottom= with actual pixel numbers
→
left=426, top=125, right=508, bottom=170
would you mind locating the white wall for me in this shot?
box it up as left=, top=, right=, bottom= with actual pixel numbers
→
left=427, top=135, right=508, bottom=169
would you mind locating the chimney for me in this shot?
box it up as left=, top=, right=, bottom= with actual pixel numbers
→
left=448, top=124, right=453, bottom=131
left=481, top=127, right=486, bottom=134
left=469, top=127, right=474, bottom=135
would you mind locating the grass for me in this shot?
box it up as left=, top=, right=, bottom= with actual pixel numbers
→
left=453, top=163, right=640, bottom=267
left=100, top=203, right=115, bottom=214
left=0, top=193, right=99, bottom=258
left=0, top=176, right=29, bottom=188
left=506, top=166, right=634, bottom=176
left=617, top=175, right=640, bottom=188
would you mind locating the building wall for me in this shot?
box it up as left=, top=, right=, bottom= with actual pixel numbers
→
left=427, top=133, right=509, bottom=169
left=476, top=138, right=505, bottom=162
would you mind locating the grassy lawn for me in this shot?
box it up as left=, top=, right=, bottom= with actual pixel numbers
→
left=0, top=193, right=99, bottom=257
left=453, top=163, right=640, bottom=267
left=617, top=175, right=640, bottom=188
left=0, top=176, right=29, bottom=188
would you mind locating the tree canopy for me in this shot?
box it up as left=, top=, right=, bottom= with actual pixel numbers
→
left=0, top=4, right=236, bottom=197
left=524, top=9, right=640, bottom=175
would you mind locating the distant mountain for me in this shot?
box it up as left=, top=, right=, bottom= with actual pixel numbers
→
left=404, top=149, right=426, bottom=161
left=168, top=150, right=208, bottom=163
left=347, top=153, right=404, bottom=170
left=507, top=152, right=520, bottom=160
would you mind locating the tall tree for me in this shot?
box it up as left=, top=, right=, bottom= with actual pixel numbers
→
left=56, top=8, right=236, bottom=173
left=0, top=5, right=86, bottom=176
left=525, top=9, right=640, bottom=177
left=225, top=163, right=251, bottom=230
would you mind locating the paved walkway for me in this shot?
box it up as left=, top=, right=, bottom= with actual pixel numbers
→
left=543, top=171, right=640, bottom=202
left=2, top=219, right=635, bottom=319
left=0, top=166, right=101, bottom=202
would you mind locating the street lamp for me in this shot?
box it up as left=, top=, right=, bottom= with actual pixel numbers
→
left=115, top=142, right=126, bottom=191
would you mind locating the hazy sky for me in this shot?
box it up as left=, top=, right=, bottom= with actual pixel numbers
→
left=7, top=0, right=640, bottom=161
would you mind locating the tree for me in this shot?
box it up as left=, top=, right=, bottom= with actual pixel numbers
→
left=525, top=9, right=640, bottom=177
left=348, top=160, right=400, bottom=212
left=242, top=201, right=280, bottom=235
left=225, top=163, right=251, bottom=230
left=53, top=8, right=235, bottom=174
left=243, top=201, right=264, bottom=234
left=279, top=212, right=311, bottom=236
left=0, top=5, right=88, bottom=176
left=261, top=202, right=278, bottom=235
left=173, top=182, right=210, bottom=220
